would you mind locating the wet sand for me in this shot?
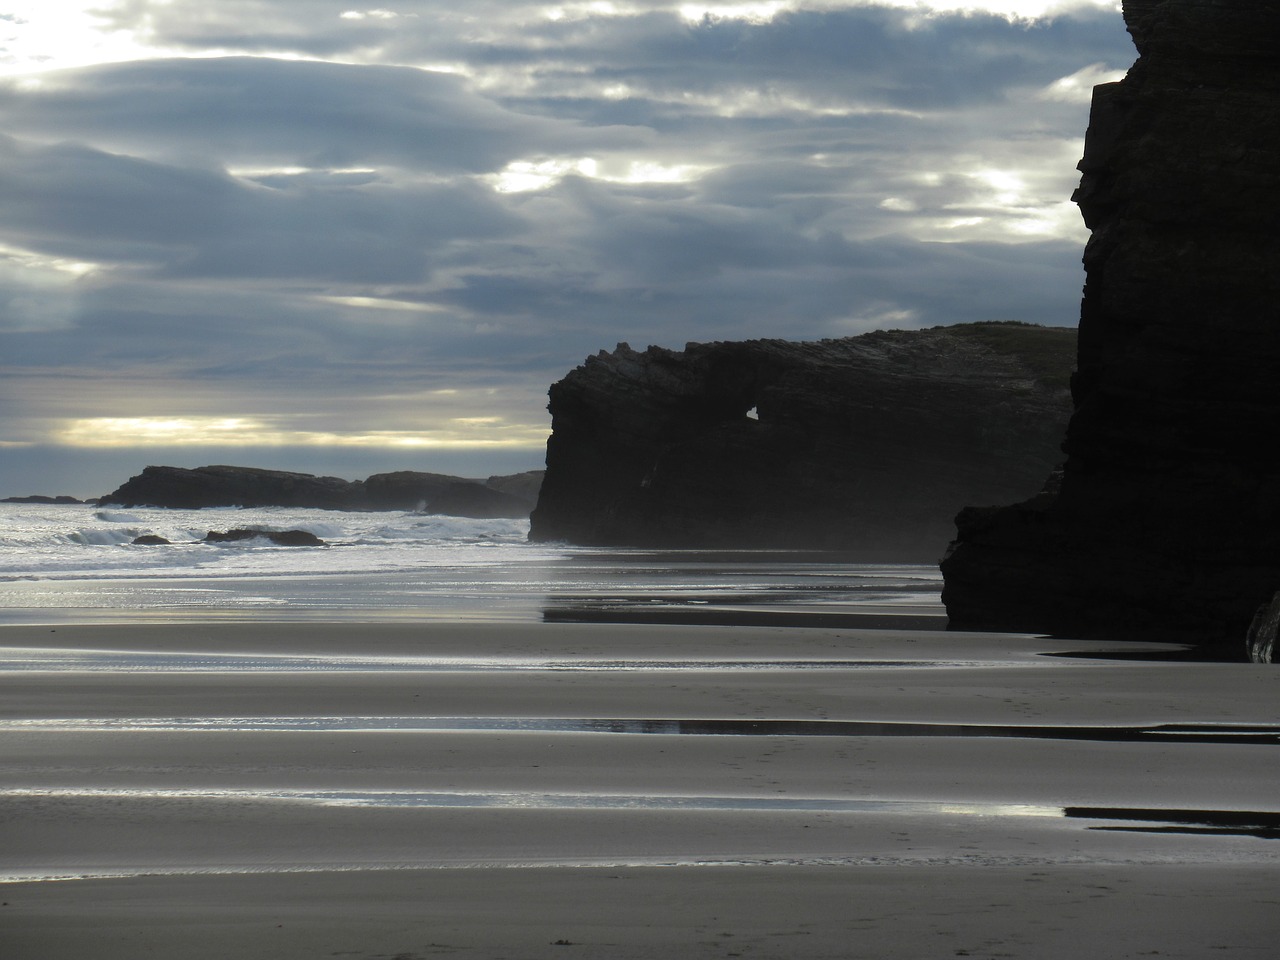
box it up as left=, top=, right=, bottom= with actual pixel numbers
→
left=2, top=620, right=1278, bottom=958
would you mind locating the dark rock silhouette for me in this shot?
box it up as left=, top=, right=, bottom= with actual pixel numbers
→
left=202, top=528, right=327, bottom=546
left=361, top=471, right=473, bottom=511
left=1246, top=594, right=1280, bottom=664
left=131, top=534, right=172, bottom=545
left=424, top=482, right=534, bottom=519
left=102, top=465, right=356, bottom=510
left=2, top=495, right=86, bottom=504
left=99, top=464, right=543, bottom=516
left=941, top=0, right=1280, bottom=651
left=484, top=470, right=545, bottom=505
left=529, top=323, right=1075, bottom=559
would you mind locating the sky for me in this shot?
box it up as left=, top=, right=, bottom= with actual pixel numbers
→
left=0, top=0, right=1133, bottom=497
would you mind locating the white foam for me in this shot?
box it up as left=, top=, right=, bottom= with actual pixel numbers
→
left=94, top=510, right=143, bottom=523
left=0, top=503, right=945, bottom=616
left=0, top=503, right=544, bottom=584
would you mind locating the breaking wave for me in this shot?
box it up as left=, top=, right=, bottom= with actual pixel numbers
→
left=0, top=503, right=542, bottom=582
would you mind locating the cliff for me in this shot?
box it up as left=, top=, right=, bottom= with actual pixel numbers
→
left=100, top=464, right=541, bottom=517
left=941, top=0, right=1280, bottom=652
left=529, top=323, right=1076, bottom=559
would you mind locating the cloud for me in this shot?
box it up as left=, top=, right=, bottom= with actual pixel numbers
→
left=0, top=132, right=525, bottom=283
left=84, top=3, right=1130, bottom=112
left=0, top=56, right=646, bottom=171
left=0, top=245, right=87, bottom=332
left=0, top=0, right=1134, bottom=491
left=56, top=414, right=548, bottom=448
left=1037, top=60, right=1126, bottom=102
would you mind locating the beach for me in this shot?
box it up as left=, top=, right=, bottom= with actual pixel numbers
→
left=2, top=615, right=1277, bottom=959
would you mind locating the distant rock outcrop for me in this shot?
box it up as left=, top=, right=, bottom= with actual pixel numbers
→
left=102, top=465, right=357, bottom=510
left=360, top=471, right=474, bottom=511
left=2, top=495, right=86, bottom=504
left=99, top=464, right=543, bottom=517
left=424, top=482, right=535, bottom=520
left=529, top=323, right=1076, bottom=559
left=941, top=0, right=1280, bottom=651
left=484, top=470, right=545, bottom=505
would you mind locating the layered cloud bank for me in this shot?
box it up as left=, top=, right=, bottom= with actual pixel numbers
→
left=0, top=1, right=1130, bottom=494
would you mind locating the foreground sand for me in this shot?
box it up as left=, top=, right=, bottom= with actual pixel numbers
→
left=1, top=620, right=1277, bottom=958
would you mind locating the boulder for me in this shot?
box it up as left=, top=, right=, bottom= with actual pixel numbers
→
left=202, top=528, right=327, bottom=546
left=529, top=322, right=1076, bottom=559
left=130, top=534, right=172, bottom=545
left=940, top=0, right=1280, bottom=652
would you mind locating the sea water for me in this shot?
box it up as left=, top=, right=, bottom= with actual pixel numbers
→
left=0, top=502, right=943, bottom=621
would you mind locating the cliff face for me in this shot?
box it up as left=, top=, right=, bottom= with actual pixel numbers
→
left=529, top=323, right=1076, bottom=559
left=100, top=465, right=541, bottom=517
left=941, top=0, right=1280, bottom=648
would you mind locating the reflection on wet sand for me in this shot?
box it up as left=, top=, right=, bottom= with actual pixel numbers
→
left=8, top=714, right=1280, bottom=745
left=3, top=616, right=1278, bottom=960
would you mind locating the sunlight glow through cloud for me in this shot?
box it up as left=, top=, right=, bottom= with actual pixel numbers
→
left=879, top=197, right=919, bottom=212
left=60, top=418, right=265, bottom=445
left=0, top=243, right=98, bottom=279
left=314, top=295, right=444, bottom=314
left=0, top=1, right=155, bottom=76
left=339, top=9, right=403, bottom=21
left=489, top=158, right=594, bottom=193
left=599, top=159, right=713, bottom=184
left=973, top=169, right=1025, bottom=206
left=542, top=1, right=627, bottom=21
left=0, top=243, right=97, bottom=333
left=1039, top=62, right=1128, bottom=102
left=57, top=417, right=549, bottom=449
left=678, top=2, right=789, bottom=22
left=489, top=156, right=712, bottom=192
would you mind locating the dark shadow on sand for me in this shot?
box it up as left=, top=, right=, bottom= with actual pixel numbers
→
left=69, top=716, right=1279, bottom=745
left=542, top=607, right=948, bottom=630
left=1066, top=806, right=1280, bottom=840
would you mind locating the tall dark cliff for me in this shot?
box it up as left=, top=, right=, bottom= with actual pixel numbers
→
left=941, top=0, right=1280, bottom=649
left=529, top=323, right=1075, bottom=559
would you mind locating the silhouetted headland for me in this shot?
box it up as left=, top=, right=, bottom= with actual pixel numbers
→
left=529, top=322, right=1075, bottom=560
left=98, top=464, right=543, bottom=518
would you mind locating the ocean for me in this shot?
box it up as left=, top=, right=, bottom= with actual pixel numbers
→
left=0, top=502, right=944, bottom=623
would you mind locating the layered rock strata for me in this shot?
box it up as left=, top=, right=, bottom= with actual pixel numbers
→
left=529, top=323, right=1075, bottom=559
left=941, top=0, right=1280, bottom=648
